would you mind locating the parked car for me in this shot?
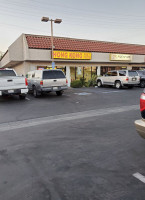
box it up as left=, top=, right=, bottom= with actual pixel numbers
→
left=0, top=68, right=28, bottom=99
left=135, top=90, right=145, bottom=139
left=27, top=69, right=68, bottom=97
left=136, top=70, right=145, bottom=88
left=97, top=70, right=140, bottom=89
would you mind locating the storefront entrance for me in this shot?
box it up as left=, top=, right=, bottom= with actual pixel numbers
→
left=70, top=66, right=97, bottom=82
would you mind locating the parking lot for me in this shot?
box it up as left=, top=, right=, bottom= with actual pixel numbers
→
left=0, top=86, right=145, bottom=200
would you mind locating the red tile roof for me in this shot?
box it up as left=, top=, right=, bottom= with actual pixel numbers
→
left=25, top=34, right=145, bottom=55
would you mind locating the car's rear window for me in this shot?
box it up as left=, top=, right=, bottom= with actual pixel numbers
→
left=43, top=71, right=65, bottom=79
left=128, top=71, right=138, bottom=77
left=0, top=70, right=16, bottom=77
left=138, top=71, right=145, bottom=75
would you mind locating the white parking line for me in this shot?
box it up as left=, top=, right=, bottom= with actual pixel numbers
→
left=26, top=98, right=30, bottom=101
left=0, top=104, right=138, bottom=132
left=102, top=91, right=125, bottom=93
left=133, top=172, right=145, bottom=184
left=74, top=92, right=92, bottom=96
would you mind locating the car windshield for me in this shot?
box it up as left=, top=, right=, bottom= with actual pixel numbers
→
left=43, top=70, right=65, bottom=79
left=0, top=70, right=16, bottom=77
left=128, top=71, right=138, bottom=77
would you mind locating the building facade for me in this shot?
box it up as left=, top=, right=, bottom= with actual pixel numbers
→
left=1, top=34, right=145, bottom=86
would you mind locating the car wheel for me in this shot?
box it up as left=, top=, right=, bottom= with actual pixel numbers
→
left=97, top=80, right=102, bottom=87
left=115, top=81, right=121, bottom=89
left=56, top=91, right=63, bottom=96
left=140, top=81, right=145, bottom=88
left=19, top=94, right=26, bottom=100
left=33, top=86, right=40, bottom=98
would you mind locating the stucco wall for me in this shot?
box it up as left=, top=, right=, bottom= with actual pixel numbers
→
left=27, top=49, right=51, bottom=61
left=9, top=34, right=24, bottom=61
left=13, top=63, right=25, bottom=75
left=91, top=52, right=145, bottom=63
left=0, top=51, right=10, bottom=67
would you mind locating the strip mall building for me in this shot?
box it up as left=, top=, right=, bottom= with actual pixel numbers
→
left=1, top=33, right=145, bottom=86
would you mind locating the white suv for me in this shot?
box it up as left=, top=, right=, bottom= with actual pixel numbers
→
left=97, top=70, right=140, bottom=89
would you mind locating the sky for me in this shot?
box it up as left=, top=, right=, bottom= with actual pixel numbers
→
left=1, top=0, right=145, bottom=52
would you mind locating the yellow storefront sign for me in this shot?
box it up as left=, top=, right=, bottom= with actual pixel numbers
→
left=110, top=54, right=132, bottom=61
left=53, top=51, right=92, bottom=60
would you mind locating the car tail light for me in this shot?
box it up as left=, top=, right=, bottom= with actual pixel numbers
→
left=66, top=79, right=68, bottom=84
left=40, top=80, right=43, bottom=85
left=126, top=77, right=129, bottom=81
left=140, top=93, right=145, bottom=118
left=25, top=78, right=28, bottom=86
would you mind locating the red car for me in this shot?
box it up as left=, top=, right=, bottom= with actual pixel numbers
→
left=135, top=92, right=145, bottom=138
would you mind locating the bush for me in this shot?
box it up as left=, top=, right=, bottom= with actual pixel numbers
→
left=80, top=77, right=86, bottom=86
left=87, top=75, right=97, bottom=87
left=71, top=80, right=83, bottom=88
left=84, top=82, right=90, bottom=87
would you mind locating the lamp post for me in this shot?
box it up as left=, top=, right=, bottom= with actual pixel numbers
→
left=41, top=17, right=62, bottom=69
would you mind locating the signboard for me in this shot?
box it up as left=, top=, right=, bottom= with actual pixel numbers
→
left=53, top=51, right=92, bottom=60
left=52, top=62, right=55, bottom=69
left=110, top=54, right=132, bottom=61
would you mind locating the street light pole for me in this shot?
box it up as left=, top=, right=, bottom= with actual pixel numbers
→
left=41, top=17, right=62, bottom=69
left=50, top=19, right=54, bottom=65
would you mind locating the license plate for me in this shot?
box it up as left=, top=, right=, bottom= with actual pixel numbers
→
left=8, top=90, right=14, bottom=93
left=132, top=78, right=136, bottom=81
left=53, top=87, right=58, bottom=90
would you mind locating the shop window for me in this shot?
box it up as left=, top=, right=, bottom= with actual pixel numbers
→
left=105, top=71, right=112, bottom=76
left=37, top=66, right=47, bottom=70
left=56, top=66, right=66, bottom=74
left=84, top=67, right=91, bottom=82
left=70, top=66, right=97, bottom=82
left=76, top=67, right=83, bottom=80
left=70, top=67, right=76, bottom=81
left=111, top=71, right=117, bottom=76
left=92, top=67, right=97, bottom=76
left=101, top=67, right=115, bottom=75
left=132, top=67, right=140, bottom=70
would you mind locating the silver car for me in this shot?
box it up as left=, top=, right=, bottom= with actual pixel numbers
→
left=27, top=69, right=68, bottom=97
left=97, top=70, right=140, bottom=89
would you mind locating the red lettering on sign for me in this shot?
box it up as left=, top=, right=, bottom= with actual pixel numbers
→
left=57, top=52, right=60, bottom=58
left=53, top=51, right=57, bottom=58
left=65, top=52, right=68, bottom=58
left=60, top=52, right=65, bottom=58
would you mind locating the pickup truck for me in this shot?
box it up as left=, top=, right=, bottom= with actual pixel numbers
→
left=0, top=69, right=28, bottom=99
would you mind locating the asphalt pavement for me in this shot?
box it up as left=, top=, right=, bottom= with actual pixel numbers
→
left=0, top=86, right=145, bottom=200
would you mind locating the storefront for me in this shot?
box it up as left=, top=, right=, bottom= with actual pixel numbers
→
left=36, top=65, right=97, bottom=84
left=1, top=34, right=145, bottom=87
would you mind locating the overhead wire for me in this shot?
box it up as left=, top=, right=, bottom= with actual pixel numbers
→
left=1, top=0, right=145, bottom=45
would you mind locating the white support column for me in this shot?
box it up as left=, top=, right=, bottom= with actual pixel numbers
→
left=127, top=66, right=132, bottom=70
left=97, top=66, right=101, bottom=76
left=66, top=66, right=71, bottom=87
